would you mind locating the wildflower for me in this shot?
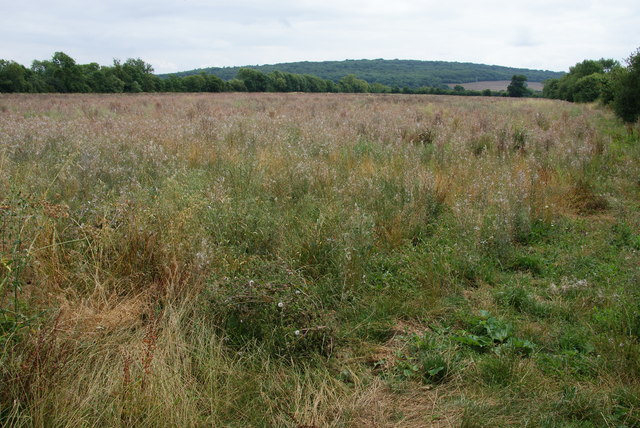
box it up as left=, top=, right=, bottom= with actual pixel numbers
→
left=277, top=302, right=284, bottom=308
left=294, top=330, right=300, bottom=336
left=248, top=280, right=255, bottom=287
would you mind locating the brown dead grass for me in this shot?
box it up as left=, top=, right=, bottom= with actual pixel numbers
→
left=351, top=379, right=461, bottom=427
left=56, top=292, right=149, bottom=335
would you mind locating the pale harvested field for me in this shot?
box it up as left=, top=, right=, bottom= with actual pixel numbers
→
left=446, top=80, right=545, bottom=91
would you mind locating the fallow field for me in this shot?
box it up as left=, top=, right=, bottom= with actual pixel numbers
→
left=1, top=92, right=639, bottom=427
left=445, top=81, right=545, bottom=92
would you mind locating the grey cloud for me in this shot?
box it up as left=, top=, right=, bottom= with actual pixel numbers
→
left=1, top=0, right=639, bottom=73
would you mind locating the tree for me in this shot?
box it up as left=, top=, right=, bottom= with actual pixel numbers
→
left=267, top=71, right=288, bottom=92
left=203, top=74, right=224, bottom=92
left=52, top=52, right=90, bottom=92
left=183, top=74, right=206, bottom=92
left=573, top=73, right=605, bottom=103
left=338, top=74, right=369, bottom=93
left=113, top=58, right=157, bottom=92
left=542, top=78, right=560, bottom=99
left=542, top=58, right=621, bottom=102
left=227, top=78, right=247, bottom=92
left=237, top=68, right=268, bottom=92
left=612, top=48, right=640, bottom=123
left=507, top=75, right=529, bottom=97
left=0, top=60, right=31, bottom=92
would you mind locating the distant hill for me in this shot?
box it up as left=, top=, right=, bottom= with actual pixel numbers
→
left=161, top=59, right=564, bottom=89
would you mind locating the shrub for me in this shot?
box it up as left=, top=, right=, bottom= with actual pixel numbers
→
left=613, top=48, right=640, bottom=123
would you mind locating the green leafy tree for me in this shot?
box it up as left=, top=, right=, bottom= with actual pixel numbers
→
left=203, top=74, right=225, bottom=92
left=29, top=52, right=90, bottom=92
left=237, top=68, right=268, bottom=92
left=370, top=82, right=391, bottom=93
left=267, top=71, right=288, bottom=92
left=542, top=78, right=560, bottom=99
left=0, top=60, right=31, bottom=92
left=183, top=74, right=206, bottom=92
left=129, top=81, right=142, bottom=93
left=338, top=74, right=369, bottom=93
left=227, top=78, right=247, bottom=92
left=573, top=73, right=605, bottom=103
left=543, top=58, right=620, bottom=102
left=302, top=74, right=327, bottom=92
left=612, top=48, right=640, bottom=123
left=507, top=75, right=530, bottom=97
left=164, top=75, right=185, bottom=92
left=114, top=58, right=157, bottom=92
left=52, top=52, right=90, bottom=92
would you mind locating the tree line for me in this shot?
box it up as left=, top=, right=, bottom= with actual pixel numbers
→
left=543, top=47, right=640, bottom=123
left=165, top=58, right=562, bottom=89
left=0, top=52, right=514, bottom=97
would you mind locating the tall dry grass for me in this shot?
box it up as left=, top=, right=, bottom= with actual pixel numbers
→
left=1, top=92, right=638, bottom=426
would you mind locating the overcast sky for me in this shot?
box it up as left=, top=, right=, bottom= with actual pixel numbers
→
left=1, top=0, right=639, bottom=74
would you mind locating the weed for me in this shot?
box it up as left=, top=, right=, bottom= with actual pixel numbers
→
left=477, top=354, right=516, bottom=386
left=551, top=386, right=607, bottom=425
left=569, top=178, right=609, bottom=214
left=206, top=276, right=335, bottom=358
left=611, top=222, right=640, bottom=250
left=393, top=332, right=454, bottom=384
left=612, top=386, right=640, bottom=427
left=451, top=311, right=534, bottom=355
left=496, top=285, right=549, bottom=317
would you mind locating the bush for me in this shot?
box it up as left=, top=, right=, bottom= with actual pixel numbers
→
left=612, top=47, right=640, bottom=123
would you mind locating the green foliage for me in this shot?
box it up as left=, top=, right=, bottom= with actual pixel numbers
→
left=0, top=60, right=32, bottom=93
left=543, top=57, right=621, bottom=105
left=573, top=73, right=606, bottom=102
left=182, top=74, right=206, bottom=92
left=612, top=47, right=640, bottom=123
left=0, top=52, right=164, bottom=93
left=0, top=53, right=563, bottom=96
left=393, top=333, right=454, bottom=384
left=338, top=74, right=369, bottom=93
left=477, top=355, right=516, bottom=386
left=0, top=193, right=40, bottom=348
left=551, top=387, right=607, bottom=425
left=167, top=58, right=563, bottom=89
left=237, top=68, right=269, bottom=92
left=612, top=386, right=640, bottom=427
left=452, top=311, right=535, bottom=355
left=496, top=285, right=548, bottom=317
left=205, top=275, right=335, bottom=358
left=507, top=75, right=530, bottom=97
left=610, top=222, right=640, bottom=250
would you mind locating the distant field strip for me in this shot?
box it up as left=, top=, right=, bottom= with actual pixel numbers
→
left=446, top=80, right=545, bottom=91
